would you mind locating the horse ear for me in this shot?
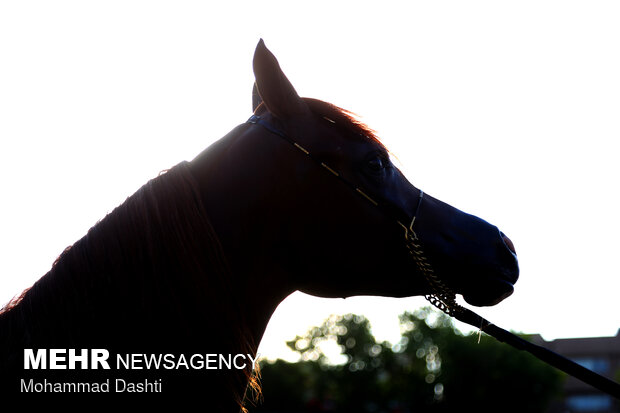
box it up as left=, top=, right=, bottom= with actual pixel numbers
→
left=253, top=39, right=308, bottom=119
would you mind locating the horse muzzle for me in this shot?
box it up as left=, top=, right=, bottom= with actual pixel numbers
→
left=462, top=230, right=519, bottom=306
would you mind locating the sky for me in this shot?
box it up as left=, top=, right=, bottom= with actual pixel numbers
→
left=1, top=1, right=619, bottom=362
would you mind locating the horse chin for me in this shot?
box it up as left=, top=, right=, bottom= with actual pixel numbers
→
left=462, top=279, right=515, bottom=307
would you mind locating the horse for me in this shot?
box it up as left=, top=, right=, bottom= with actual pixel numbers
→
left=0, top=40, right=518, bottom=411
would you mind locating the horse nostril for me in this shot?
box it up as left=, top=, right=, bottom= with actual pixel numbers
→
left=501, top=232, right=517, bottom=255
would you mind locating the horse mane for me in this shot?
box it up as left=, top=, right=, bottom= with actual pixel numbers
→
left=0, top=161, right=258, bottom=409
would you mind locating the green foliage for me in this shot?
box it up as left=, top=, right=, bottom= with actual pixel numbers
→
left=252, top=308, right=563, bottom=412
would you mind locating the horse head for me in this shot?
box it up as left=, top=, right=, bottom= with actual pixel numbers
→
left=191, top=40, right=519, bottom=314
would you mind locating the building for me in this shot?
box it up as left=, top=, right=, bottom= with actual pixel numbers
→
left=532, top=330, right=620, bottom=412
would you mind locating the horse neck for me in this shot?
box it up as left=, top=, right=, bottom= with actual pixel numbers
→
left=189, top=124, right=299, bottom=344
left=1, top=162, right=255, bottom=355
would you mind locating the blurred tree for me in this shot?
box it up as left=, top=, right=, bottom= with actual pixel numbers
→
left=250, top=308, right=563, bottom=412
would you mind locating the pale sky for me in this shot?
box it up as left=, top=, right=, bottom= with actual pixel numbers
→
left=1, top=1, right=619, bottom=362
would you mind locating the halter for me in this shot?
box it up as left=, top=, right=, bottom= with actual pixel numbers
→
left=247, top=114, right=461, bottom=316
left=246, top=114, right=620, bottom=398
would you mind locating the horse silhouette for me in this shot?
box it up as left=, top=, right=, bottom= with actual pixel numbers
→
left=0, top=40, right=518, bottom=411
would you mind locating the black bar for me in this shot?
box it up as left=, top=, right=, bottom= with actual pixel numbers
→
left=454, top=307, right=620, bottom=399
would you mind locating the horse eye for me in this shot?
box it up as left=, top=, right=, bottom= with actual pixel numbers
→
left=367, top=157, right=386, bottom=172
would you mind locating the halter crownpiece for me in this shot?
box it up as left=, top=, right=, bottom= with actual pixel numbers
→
left=247, top=114, right=382, bottom=210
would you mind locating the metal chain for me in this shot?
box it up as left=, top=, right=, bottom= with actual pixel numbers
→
left=405, top=230, right=464, bottom=317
